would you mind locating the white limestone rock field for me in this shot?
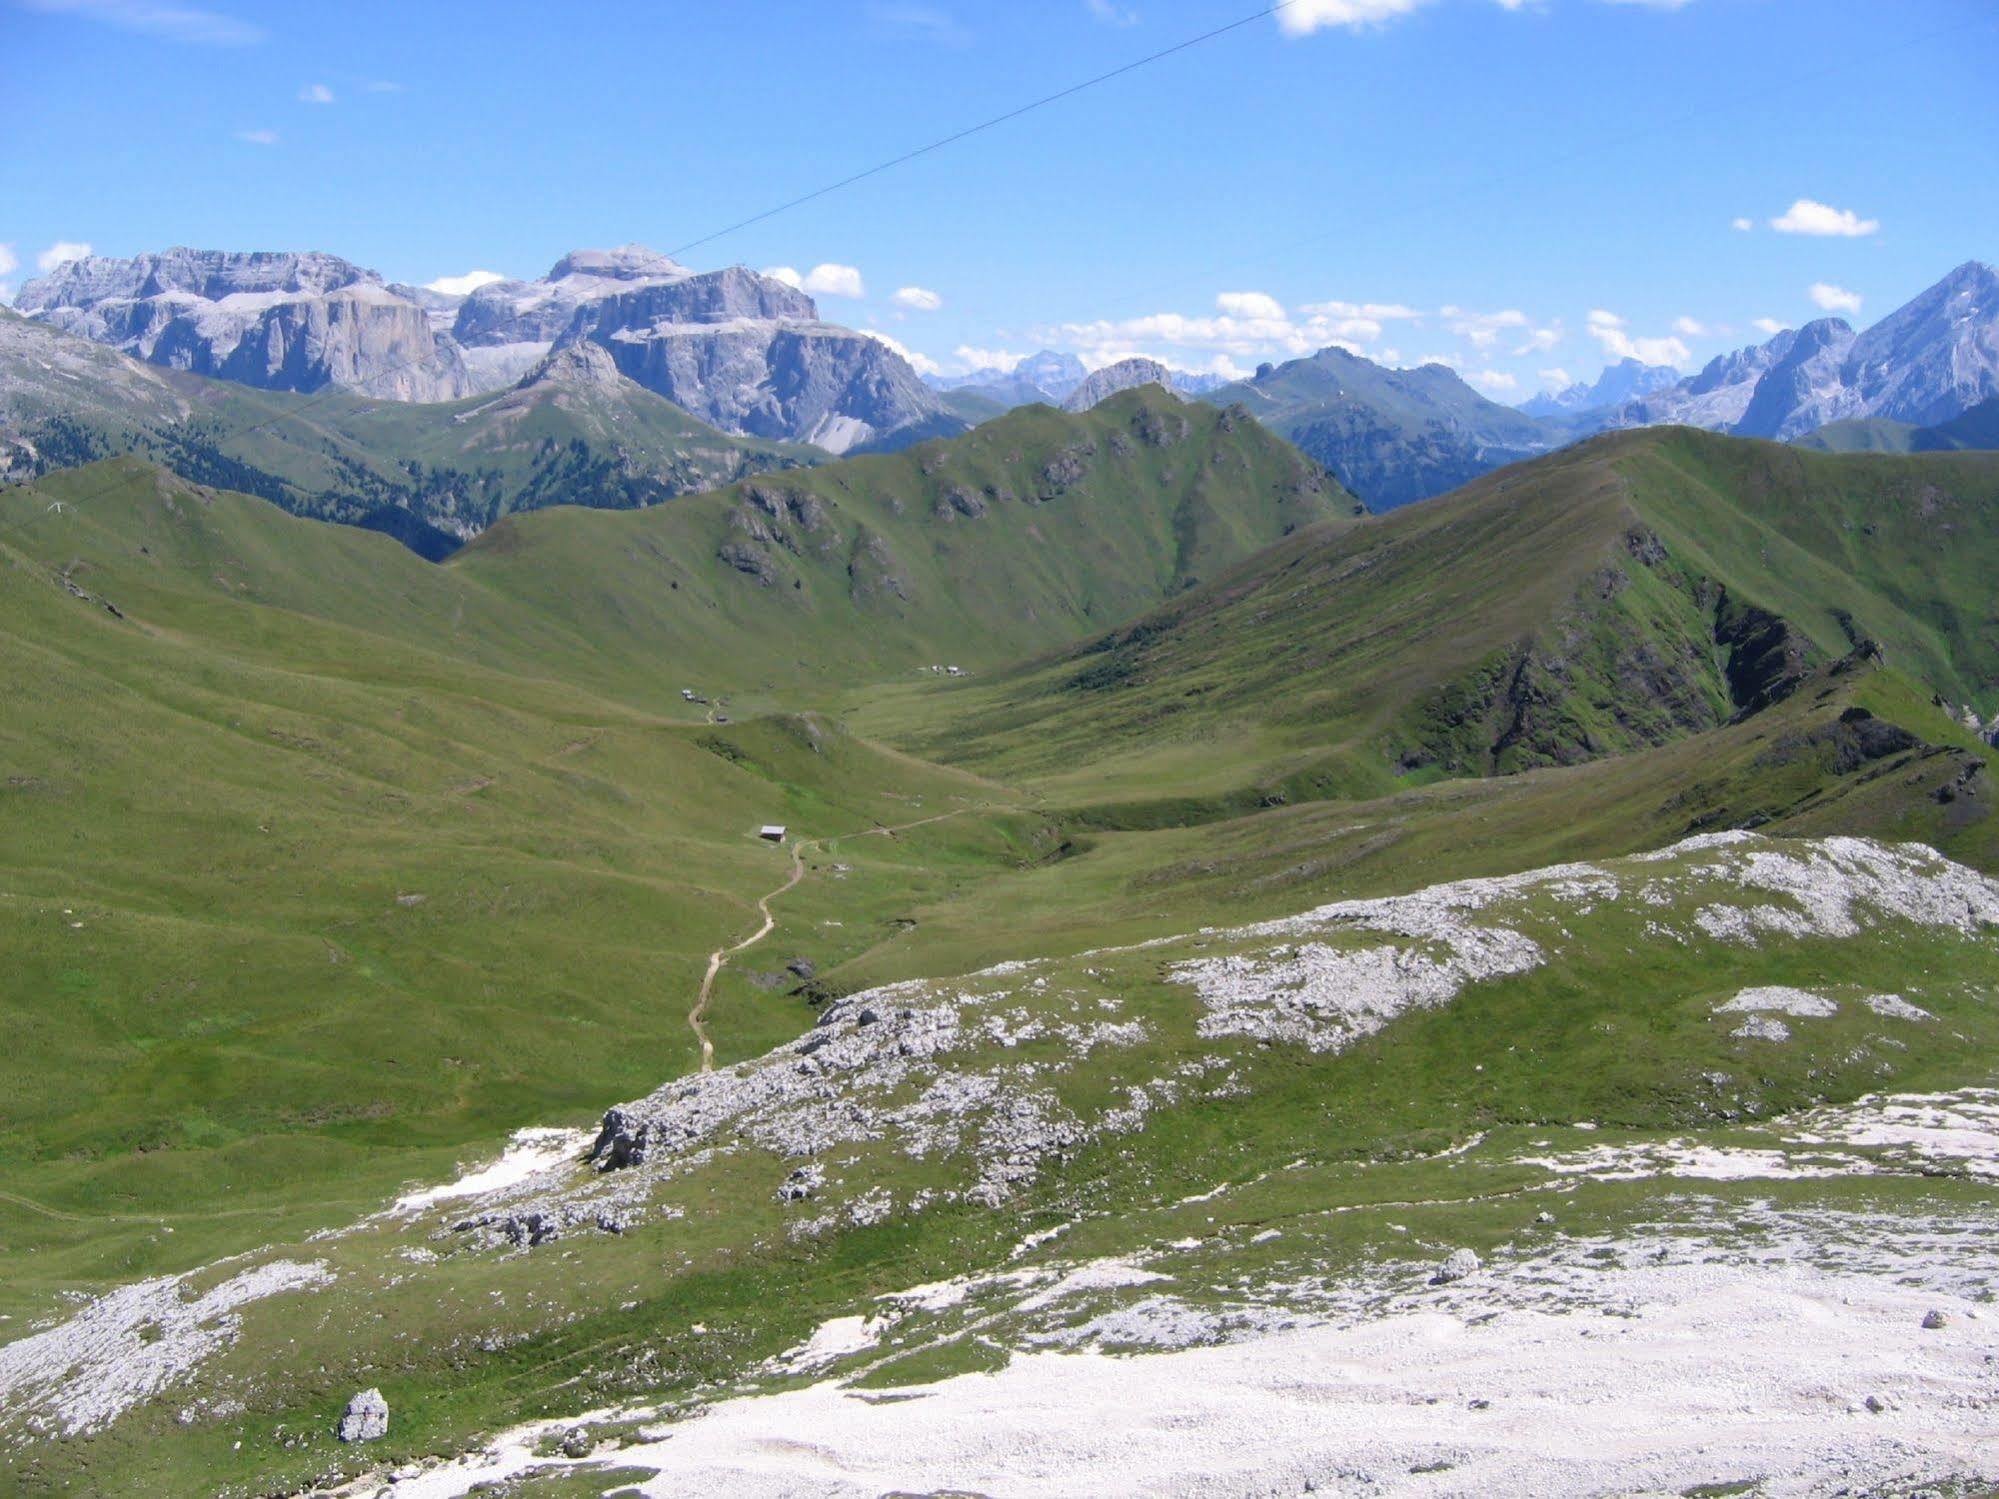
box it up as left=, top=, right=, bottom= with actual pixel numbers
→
left=3, top=833, right=1997, bottom=1496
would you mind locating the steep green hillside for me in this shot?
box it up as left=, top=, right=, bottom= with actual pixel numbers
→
left=876, top=428, right=1999, bottom=807
left=1800, top=394, right=1999, bottom=454
left=1202, top=345, right=1555, bottom=510
left=452, top=388, right=1353, bottom=692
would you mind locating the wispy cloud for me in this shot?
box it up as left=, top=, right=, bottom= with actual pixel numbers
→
left=1086, top=0, right=1139, bottom=24
left=1808, top=281, right=1863, bottom=315
left=298, top=82, right=334, bottom=104
left=0, top=244, right=16, bottom=278
left=425, top=270, right=506, bottom=297
left=1277, top=0, right=1427, bottom=35
left=20, top=0, right=264, bottom=45
left=1586, top=307, right=1690, bottom=367
left=868, top=3, right=972, bottom=46
left=36, top=240, right=92, bottom=271
left=1752, top=316, right=1787, bottom=336
left=863, top=329, right=940, bottom=376
left=234, top=127, right=279, bottom=146
left=764, top=263, right=867, bottom=298
left=1731, top=216, right=1754, bottom=232
left=893, top=285, right=943, bottom=311
left=1771, top=198, right=1878, bottom=237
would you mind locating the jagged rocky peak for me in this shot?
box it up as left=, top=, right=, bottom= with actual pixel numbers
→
left=516, top=338, right=625, bottom=389
left=14, top=247, right=470, bottom=403
left=1520, top=357, right=1681, bottom=417
left=1062, top=357, right=1179, bottom=412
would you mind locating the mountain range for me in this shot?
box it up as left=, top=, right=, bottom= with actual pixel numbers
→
left=15, top=244, right=959, bottom=456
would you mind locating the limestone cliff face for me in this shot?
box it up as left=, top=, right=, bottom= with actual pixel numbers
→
left=17, top=249, right=472, bottom=402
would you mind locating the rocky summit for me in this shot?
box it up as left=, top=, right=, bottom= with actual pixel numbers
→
left=1061, top=356, right=1180, bottom=412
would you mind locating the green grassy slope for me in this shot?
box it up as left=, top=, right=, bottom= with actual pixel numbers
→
left=0, top=469, right=1051, bottom=1315
left=877, top=427, right=1999, bottom=809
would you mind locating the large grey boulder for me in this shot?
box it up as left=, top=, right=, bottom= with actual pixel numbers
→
left=335, top=1387, right=388, bottom=1442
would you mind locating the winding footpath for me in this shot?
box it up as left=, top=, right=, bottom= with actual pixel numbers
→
left=686, top=807, right=982, bottom=1070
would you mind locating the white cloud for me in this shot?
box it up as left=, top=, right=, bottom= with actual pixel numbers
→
left=1442, top=305, right=1531, bottom=349
left=0, top=244, right=16, bottom=278
left=36, top=240, right=92, bottom=272
left=1586, top=307, right=1689, bottom=367
left=1538, top=367, right=1573, bottom=389
left=1752, top=316, right=1787, bottom=336
left=1467, top=369, right=1519, bottom=394
left=766, top=263, right=865, bottom=298
left=1808, top=281, right=1862, bottom=315
left=1216, top=290, right=1286, bottom=321
left=1514, top=322, right=1563, bottom=354
left=1770, top=198, right=1878, bottom=238
left=299, top=82, right=334, bottom=104
left=1086, top=0, right=1139, bottom=22
left=1671, top=315, right=1708, bottom=337
left=953, top=345, right=1025, bottom=374
left=1731, top=216, right=1754, bottom=232
left=1298, top=298, right=1421, bottom=321
left=1277, top=0, right=1428, bottom=34
left=892, top=285, right=942, bottom=311
left=424, top=270, right=506, bottom=297
left=235, top=127, right=279, bottom=146
left=20, top=0, right=264, bottom=44
left=864, top=329, right=939, bottom=376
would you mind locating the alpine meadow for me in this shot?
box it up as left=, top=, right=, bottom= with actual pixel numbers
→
left=3, top=2, right=1998, bottom=1496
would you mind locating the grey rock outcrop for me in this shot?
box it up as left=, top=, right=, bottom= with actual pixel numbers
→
left=1062, top=357, right=1179, bottom=413
left=336, top=1387, right=388, bottom=1442
left=1432, top=1248, right=1481, bottom=1284
left=16, top=249, right=470, bottom=402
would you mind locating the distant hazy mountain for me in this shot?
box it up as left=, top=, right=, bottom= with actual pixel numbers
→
left=1062, top=357, right=1178, bottom=412
left=16, top=248, right=472, bottom=402
left=1598, top=261, right=1999, bottom=442
left=926, top=349, right=1087, bottom=411
left=1519, top=358, right=1680, bottom=418
left=1203, top=346, right=1553, bottom=510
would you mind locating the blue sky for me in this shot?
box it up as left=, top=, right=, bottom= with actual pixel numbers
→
left=2, top=0, right=1994, bottom=398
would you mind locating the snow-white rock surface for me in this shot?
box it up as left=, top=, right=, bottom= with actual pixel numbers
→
left=0, top=1259, right=331, bottom=1436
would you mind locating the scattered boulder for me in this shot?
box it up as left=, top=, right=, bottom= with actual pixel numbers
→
left=560, top=1426, right=595, bottom=1458
left=778, top=1162, right=826, bottom=1202
left=1432, top=1248, right=1481, bottom=1284
left=336, top=1388, right=388, bottom=1443
left=1922, top=1308, right=1947, bottom=1330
